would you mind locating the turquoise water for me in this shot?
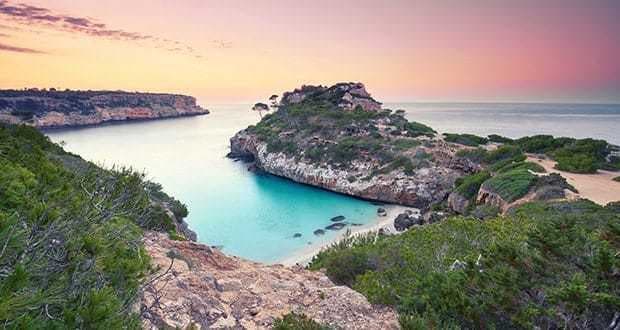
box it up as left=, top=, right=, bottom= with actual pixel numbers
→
left=45, top=102, right=620, bottom=262
left=46, top=106, right=377, bottom=263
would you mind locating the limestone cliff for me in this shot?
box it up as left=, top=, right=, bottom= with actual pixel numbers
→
left=0, top=89, right=208, bottom=128
left=229, top=83, right=478, bottom=209
left=140, top=232, right=399, bottom=329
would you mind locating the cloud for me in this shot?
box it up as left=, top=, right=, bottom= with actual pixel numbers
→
left=0, top=41, right=45, bottom=54
left=0, top=0, right=222, bottom=57
left=0, top=1, right=153, bottom=41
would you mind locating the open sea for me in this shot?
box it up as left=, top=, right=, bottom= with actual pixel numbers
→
left=46, top=102, right=620, bottom=263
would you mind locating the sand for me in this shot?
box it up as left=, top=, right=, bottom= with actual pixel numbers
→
left=527, top=155, right=620, bottom=206
left=279, top=204, right=412, bottom=266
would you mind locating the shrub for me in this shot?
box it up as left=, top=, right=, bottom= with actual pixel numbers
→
left=310, top=201, right=620, bottom=329
left=273, top=313, right=330, bottom=330
left=496, top=161, right=545, bottom=174
left=614, top=176, right=620, bottom=182
left=443, top=133, right=489, bottom=146
left=484, top=145, right=524, bottom=164
left=456, top=148, right=488, bottom=163
left=481, top=169, right=537, bottom=202
left=487, top=134, right=513, bottom=143
left=404, top=121, right=436, bottom=138
left=454, top=171, right=491, bottom=199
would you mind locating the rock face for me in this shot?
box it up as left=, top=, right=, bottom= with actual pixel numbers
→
left=140, top=232, right=399, bottom=329
left=0, top=90, right=208, bottom=128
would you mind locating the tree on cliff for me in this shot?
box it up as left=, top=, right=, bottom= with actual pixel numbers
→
left=252, top=102, right=269, bottom=118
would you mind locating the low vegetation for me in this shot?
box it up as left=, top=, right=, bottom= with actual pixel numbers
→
left=443, top=133, right=488, bottom=146
left=273, top=313, right=330, bottom=330
left=310, top=200, right=620, bottom=329
left=614, top=176, right=620, bottom=182
left=454, top=171, right=491, bottom=199
left=0, top=124, right=186, bottom=328
left=481, top=169, right=538, bottom=202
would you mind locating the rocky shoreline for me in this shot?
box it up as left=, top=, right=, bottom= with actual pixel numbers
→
left=0, top=90, right=209, bottom=128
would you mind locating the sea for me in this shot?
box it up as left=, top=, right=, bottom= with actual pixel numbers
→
left=46, top=102, right=620, bottom=263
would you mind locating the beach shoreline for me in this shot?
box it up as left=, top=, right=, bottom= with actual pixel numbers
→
left=278, top=204, right=412, bottom=266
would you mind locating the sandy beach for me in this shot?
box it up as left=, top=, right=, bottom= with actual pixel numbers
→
left=279, top=204, right=412, bottom=266
left=527, top=155, right=620, bottom=205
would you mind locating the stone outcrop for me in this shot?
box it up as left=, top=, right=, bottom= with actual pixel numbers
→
left=0, top=90, right=208, bottom=128
left=140, top=232, right=399, bottom=329
left=447, top=191, right=471, bottom=214
left=280, top=82, right=382, bottom=112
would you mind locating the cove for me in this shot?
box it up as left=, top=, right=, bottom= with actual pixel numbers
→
left=46, top=105, right=378, bottom=263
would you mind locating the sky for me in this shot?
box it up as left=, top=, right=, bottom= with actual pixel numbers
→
left=0, top=0, right=619, bottom=104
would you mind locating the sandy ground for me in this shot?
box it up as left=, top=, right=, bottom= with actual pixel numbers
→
left=527, top=155, right=620, bottom=205
left=279, top=204, right=412, bottom=266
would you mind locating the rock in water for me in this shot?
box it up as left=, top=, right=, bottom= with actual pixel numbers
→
left=325, top=222, right=347, bottom=230
left=331, top=215, right=346, bottom=222
left=293, top=233, right=302, bottom=238
left=377, top=208, right=387, bottom=216
left=313, top=229, right=325, bottom=236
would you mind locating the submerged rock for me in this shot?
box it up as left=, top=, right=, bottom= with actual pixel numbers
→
left=293, top=233, right=302, bottom=238
left=331, top=215, right=346, bottom=222
left=313, top=229, right=325, bottom=236
left=325, top=222, right=347, bottom=231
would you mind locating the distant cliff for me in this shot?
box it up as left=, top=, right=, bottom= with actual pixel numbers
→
left=0, top=89, right=209, bottom=128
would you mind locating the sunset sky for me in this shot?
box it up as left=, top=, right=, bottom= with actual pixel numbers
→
left=0, top=0, right=619, bottom=104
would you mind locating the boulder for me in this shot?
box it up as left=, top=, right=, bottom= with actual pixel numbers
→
left=331, top=215, right=346, bottom=222
left=325, top=222, right=347, bottom=231
left=423, top=211, right=449, bottom=224
left=393, top=212, right=422, bottom=232
left=447, top=191, right=470, bottom=214
left=377, top=208, right=387, bottom=217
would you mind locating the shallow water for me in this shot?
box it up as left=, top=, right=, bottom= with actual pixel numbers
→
left=46, top=106, right=377, bottom=263
left=46, top=102, right=620, bottom=262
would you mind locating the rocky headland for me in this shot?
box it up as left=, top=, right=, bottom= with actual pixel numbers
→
left=229, top=82, right=479, bottom=210
left=0, top=89, right=208, bottom=128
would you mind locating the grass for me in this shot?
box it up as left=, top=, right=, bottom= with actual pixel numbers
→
left=309, top=200, right=620, bottom=329
left=273, top=313, right=331, bottom=330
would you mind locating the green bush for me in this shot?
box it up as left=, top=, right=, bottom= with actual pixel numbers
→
left=456, top=148, right=488, bottom=163
left=496, top=161, right=545, bottom=174
left=310, top=201, right=620, bottom=329
left=273, top=313, right=330, bottom=330
left=0, top=124, right=184, bottom=327
left=481, top=169, right=537, bottom=202
left=454, top=171, right=491, bottom=199
left=487, top=134, right=513, bottom=143
left=404, top=121, right=436, bottom=138
left=443, top=133, right=489, bottom=146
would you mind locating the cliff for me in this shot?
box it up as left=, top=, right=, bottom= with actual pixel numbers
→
left=229, top=82, right=478, bottom=209
left=0, top=89, right=208, bottom=128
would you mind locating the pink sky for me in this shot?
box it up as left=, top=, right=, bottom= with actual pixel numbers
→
left=0, top=0, right=619, bottom=103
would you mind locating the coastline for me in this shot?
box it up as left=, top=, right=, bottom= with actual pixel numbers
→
left=279, top=204, right=412, bottom=266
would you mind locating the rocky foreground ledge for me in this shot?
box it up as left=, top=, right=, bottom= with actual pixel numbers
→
left=139, top=232, right=399, bottom=329
left=0, top=89, right=208, bottom=128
